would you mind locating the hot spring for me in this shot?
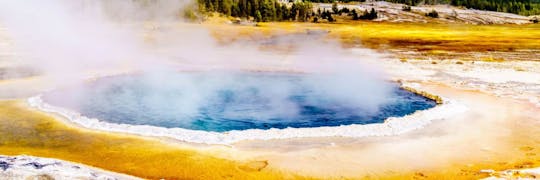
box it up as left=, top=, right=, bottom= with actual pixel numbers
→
left=42, top=71, right=436, bottom=132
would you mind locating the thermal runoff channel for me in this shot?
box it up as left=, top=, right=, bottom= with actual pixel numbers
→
left=43, top=71, right=436, bottom=132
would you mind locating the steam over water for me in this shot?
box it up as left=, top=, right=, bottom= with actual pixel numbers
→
left=1, top=1, right=437, bottom=132
left=43, top=72, right=436, bottom=132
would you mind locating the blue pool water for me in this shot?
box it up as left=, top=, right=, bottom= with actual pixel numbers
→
left=44, top=72, right=437, bottom=132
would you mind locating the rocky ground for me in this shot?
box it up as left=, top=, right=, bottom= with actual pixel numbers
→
left=380, top=58, right=540, bottom=107
left=483, top=167, right=540, bottom=179
left=0, top=155, right=138, bottom=180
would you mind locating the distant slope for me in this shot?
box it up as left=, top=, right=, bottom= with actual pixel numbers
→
left=406, top=0, right=540, bottom=16
left=318, top=1, right=533, bottom=24
left=196, top=0, right=536, bottom=23
left=311, top=0, right=540, bottom=16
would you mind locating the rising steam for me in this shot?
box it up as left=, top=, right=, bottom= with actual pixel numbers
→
left=0, top=0, right=394, bottom=120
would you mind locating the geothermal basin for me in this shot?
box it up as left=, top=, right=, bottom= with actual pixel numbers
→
left=40, top=71, right=436, bottom=135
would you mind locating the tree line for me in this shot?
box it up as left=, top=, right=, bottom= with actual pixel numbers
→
left=298, top=0, right=540, bottom=15
left=307, top=0, right=365, bottom=3
left=196, top=0, right=384, bottom=22
left=381, top=0, right=540, bottom=15
left=195, top=0, right=539, bottom=22
left=197, top=0, right=314, bottom=21
left=450, top=0, right=540, bottom=15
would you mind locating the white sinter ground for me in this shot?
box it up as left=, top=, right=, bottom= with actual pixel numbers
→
left=0, top=155, right=139, bottom=180
left=380, top=59, right=540, bottom=108
left=27, top=55, right=540, bottom=146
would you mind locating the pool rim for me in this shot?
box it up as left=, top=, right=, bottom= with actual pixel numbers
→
left=37, top=70, right=443, bottom=133
left=26, top=71, right=467, bottom=145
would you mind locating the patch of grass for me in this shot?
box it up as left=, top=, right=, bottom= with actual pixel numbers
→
left=514, top=67, right=526, bottom=71
left=481, top=56, right=505, bottom=62
left=399, top=58, right=408, bottom=63
left=0, top=101, right=306, bottom=179
left=426, top=50, right=449, bottom=56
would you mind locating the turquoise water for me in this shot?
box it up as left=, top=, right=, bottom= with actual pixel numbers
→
left=44, top=72, right=437, bottom=132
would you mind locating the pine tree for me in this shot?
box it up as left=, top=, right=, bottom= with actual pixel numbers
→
left=351, top=9, right=359, bottom=20
left=255, top=10, right=262, bottom=21
left=332, top=2, right=339, bottom=14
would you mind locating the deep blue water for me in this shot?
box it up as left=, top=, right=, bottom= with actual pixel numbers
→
left=44, top=72, right=437, bottom=132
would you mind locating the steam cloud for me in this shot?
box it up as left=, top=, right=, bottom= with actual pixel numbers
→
left=0, top=0, right=394, bottom=121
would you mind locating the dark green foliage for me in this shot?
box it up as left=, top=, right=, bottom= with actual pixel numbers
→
left=321, top=9, right=335, bottom=22
left=280, top=4, right=290, bottom=20
left=426, top=9, right=439, bottom=18
left=197, top=0, right=540, bottom=22
left=327, top=14, right=335, bottom=22
left=332, top=2, right=339, bottom=14
left=198, top=0, right=313, bottom=22
left=402, top=5, right=412, bottom=11
left=340, top=7, right=350, bottom=14
left=448, top=0, right=540, bottom=15
left=313, top=16, right=319, bottom=22
left=351, top=9, right=359, bottom=20
left=296, top=2, right=313, bottom=21
left=306, top=0, right=365, bottom=2
left=306, top=0, right=540, bottom=15
left=358, top=8, right=378, bottom=20
left=384, top=0, right=424, bottom=6
left=255, top=10, right=263, bottom=21
left=380, top=0, right=540, bottom=15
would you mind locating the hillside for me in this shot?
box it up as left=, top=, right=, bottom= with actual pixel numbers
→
left=196, top=0, right=539, bottom=24
left=383, top=0, right=540, bottom=16
left=318, top=1, right=533, bottom=24
left=309, top=0, right=540, bottom=16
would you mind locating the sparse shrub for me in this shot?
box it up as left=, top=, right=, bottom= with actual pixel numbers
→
left=332, top=2, right=339, bottom=14
left=514, top=67, right=526, bottom=71
left=426, top=9, right=439, bottom=18
left=327, top=14, right=335, bottom=22
left=254, top=10, right=262, bottom=22
left=402, top=5, right=412, bottom=12
left=321, top=10, right=335, bottom=22
left=358, top=8, right=378, bottom=20
left=431, top=61, right=438, bottom=64
left=183, top=7, right=198, bottom=21
left=455, top=61, right=464, bottom=65
left=340, top=7, right=350, bottom=14
left=481, top=56, right=505, bottom=62
left=531, top=17, right=539, bottom=23
left=351, top=9, right=359, bottom=20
